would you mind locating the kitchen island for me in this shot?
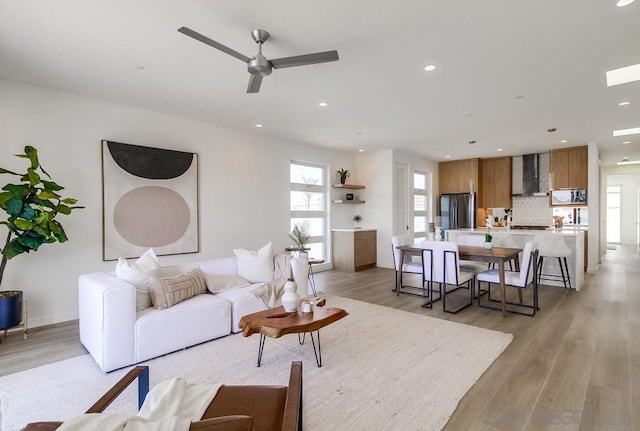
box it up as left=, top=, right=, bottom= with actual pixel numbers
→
left=445, top=227, right=584, bottom=291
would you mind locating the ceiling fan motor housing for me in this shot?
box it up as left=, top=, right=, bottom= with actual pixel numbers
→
left=248, top=53, right=272, bottom=76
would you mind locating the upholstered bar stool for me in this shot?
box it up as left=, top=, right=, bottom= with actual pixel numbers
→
left=534, top=232, right=572, bottom=289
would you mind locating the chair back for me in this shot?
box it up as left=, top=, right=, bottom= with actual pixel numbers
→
left=456, top=234, right=485, bottom=246
left=421, top=240, right=461, bottom=285
left=534, top=232, right=571, bottom=257
left=391, top=235, right=413, bottom=271
left=518, top=241, right=538, bottom=286
left=492, top=233, right=518, bottom=248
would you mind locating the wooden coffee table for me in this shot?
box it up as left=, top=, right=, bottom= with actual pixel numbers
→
left=238, top=301, right=348, bottom=367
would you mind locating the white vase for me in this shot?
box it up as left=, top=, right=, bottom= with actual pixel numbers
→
left=483, top=241, right=493, bottom=250
left=281, top=279, right=301, bottom=312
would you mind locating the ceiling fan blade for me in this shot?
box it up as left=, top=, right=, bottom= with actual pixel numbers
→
left=178, top=26, right=251, bottom=63
left=270, top=50, right=339, bottom=69
left=247, top=73, right=263, bottom=93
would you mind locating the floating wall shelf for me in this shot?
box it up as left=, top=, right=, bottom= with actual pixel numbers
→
left=332, top=199, right=366, bottom=204
left=332, top=184, right=366, bottom=189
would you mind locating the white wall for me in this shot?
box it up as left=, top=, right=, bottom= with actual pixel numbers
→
left=587, top=142, right=600, bottom=272
left=354, top=149, right=438, bottom=269
left=0, top=79, right=355, bottom=326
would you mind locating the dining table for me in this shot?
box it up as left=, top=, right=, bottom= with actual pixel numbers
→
left=396, top=244, right=523, bottom=317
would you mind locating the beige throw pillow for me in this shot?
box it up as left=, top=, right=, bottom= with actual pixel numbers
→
left=202, top=273, right=250, bottom=293
left=148, top=268, right=207, bottom=310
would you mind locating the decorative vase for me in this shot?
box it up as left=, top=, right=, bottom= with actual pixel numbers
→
left=340, top=177, right=346, bottom=185
left=281, top=278, right=301, bottom=312
left=0, top=290, right=23, bottom=330
left=483, top=241, right=493, bottom=250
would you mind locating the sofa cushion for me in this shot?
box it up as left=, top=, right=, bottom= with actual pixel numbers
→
left=148, top=268, right=207, bottom=309
left=115, top=248, right=159, bottom=311
left=203, top=273, right=251, bottom=293
left=233, top=242, right=274, bottom=283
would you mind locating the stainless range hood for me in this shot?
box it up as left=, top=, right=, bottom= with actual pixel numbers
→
left=512, top=153, right=548, bottom=197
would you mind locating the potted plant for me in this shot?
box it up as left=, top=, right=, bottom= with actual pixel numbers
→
left=336, top=168, right=350, bottom=185
left=353, top=214, right=362, bottom=229
left=288, top=221, right=310, bottom=257
left=0, top=146, right=82, bottom=332
left=484, top=233, right=493, bottom=250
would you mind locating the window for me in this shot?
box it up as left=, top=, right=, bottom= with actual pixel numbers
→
left=413, top=171, right=431, bottom=243
left=290, top=161, right=328, bottom=259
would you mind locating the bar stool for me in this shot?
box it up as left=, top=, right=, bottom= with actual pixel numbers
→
left=491, top=233, right=519, bottom=270
left=534, top=232, right=572, bottom=289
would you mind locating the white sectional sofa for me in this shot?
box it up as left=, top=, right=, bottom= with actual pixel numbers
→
left=79, top=254, right=308, bottom=372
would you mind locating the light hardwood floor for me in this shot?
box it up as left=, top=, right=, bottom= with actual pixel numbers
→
left=1, top=245, right=637, bottom=430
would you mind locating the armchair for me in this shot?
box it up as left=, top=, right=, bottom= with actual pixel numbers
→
left=22, top=362, right=303, bottom=431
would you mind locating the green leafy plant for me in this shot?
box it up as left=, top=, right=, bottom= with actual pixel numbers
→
left=336, top=168, right=350, bottom=184
left=352, top=214, right=362, bottom=223
left=0, top=146, right=83, bottom=287
left=485, top=233, right=493, bottom=242
left=288, top=221, right=310, bottom=250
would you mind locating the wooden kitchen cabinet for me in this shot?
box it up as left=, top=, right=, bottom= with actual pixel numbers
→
left=481, top=157, right=512, bottom=208
left=550, top=146, right=588, bottom=189
left=332, top=229, right=377, bottom=272
left=438, top=158, right=480, bottom=195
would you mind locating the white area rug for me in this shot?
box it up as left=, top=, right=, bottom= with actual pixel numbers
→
left=0, top=296, right=512, bottom=431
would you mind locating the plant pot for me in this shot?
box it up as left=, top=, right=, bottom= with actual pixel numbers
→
left=340, top=177, right=346, bottom=185
left=483, top=242, right=493, bottom=250
left=0, top=290, right=23, bottom=330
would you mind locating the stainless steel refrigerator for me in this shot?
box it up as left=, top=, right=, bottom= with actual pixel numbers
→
left=439, top=193, right=476, bottom=234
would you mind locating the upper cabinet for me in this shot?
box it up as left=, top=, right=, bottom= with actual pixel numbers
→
left=550, top=146, right=588, bottom=189
left=438, top=158, right=480, bottom=195
left=480, top=156, right=512, bottom=208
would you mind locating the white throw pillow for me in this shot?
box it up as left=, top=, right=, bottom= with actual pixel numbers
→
left=115, top=248, right=159, bottom=311
left=233, top=242, right=274, bottom=283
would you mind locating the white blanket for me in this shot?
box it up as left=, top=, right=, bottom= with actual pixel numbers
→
left=58, top=378, right=222, bottom=431
left=251, top=253, right=293, bottom=308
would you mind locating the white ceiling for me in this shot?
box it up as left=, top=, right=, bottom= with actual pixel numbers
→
left=1, top=1, right=639, bottom=166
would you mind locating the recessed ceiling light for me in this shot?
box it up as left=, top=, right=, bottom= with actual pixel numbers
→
left=255, top=124, right=263, bottom=128
left=133, top=65, right=145, bottom=70
left=613, top=127, right=640, bottom=136
left=497, top=148, right=503, bottom=152
left=622, top=141, right=630, bottom=144
left=616, top=0, right=636, bottom=7
left=560, top=139, right=568, bottom=143
left=358, top=149, right=365, bottom=152
left=619, top=101, right=631, bottom=106
left=445, top=155, right=451, bottom=158
left=424, top=64, right=437, bottom=72
left=318, top=102, right=328, bottom=107
left=607, top=63, right=640, bottom=87
left=468, top=140, right=476, bottom=144
left=461, top=112, right=472, bottom=117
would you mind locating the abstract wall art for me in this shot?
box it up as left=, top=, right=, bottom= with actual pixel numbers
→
left=102, top=140, right=199, bottom=260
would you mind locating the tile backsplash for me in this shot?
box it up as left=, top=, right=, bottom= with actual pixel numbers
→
left=512, top=196, right=552, bottom=226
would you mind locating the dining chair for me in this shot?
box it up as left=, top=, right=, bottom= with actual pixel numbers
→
left=476, top=241, right=539, bottom=316
left=456, top=234, right=491, bottom=273
left=391, top=235, right=425, bottom=297
left=490, top=232, right=519, bottom=270
left=534, top=232, right=572, bottom=289
left=422, top=240, right=476, bottom=314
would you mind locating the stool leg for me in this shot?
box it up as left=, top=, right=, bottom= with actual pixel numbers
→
left=563, top=257, right=572, bottom=289
left=557, top=257, right=568, bottom=289
left=537, top=256, right=544, bottom=285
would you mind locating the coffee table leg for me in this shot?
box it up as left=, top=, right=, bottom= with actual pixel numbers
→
left=309, top=330, right=322, bottom=367
left=257, top=334, right=266, bottom=367
left=298, top=332, right=306, bottom=345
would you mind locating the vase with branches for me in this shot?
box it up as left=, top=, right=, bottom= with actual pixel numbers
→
left=353, top=214, right=362, bottom=229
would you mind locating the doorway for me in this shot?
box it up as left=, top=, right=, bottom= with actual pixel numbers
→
left=606, top=174, right=640, bottom=253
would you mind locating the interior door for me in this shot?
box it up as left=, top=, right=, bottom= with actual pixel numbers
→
left=394, top=163, right=409, bottom=236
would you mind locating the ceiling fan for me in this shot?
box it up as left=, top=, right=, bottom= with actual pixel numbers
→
left=178, top=27, right=339, bottom=94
